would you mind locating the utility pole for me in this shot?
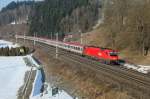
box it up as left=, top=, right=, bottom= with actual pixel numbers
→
left=85, top=34, right=87, bottom=45
left=51, top=32, right=52, bottom=40
left=56, top=33, right=58, bottom=59
left=36, top=33, right=38, bottom=42
left=80, top=30, right=83, bottom=44
left=16, top=33, right=18, bottom=43
left=24, top=33, right=26, bottom=43
left=33, top=32, right=36, bottom=46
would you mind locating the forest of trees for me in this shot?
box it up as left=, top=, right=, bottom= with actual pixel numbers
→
left=0, top=0, right=149, bottom=55
left=0, top=1, right=34, bottom=26
left=102, top=0, right=150, bottom=55
left=29, top=0, right=102, bottom=39
left=1, top=1, right=34, bottom=12
left=0, top=46, right=30, bottom=56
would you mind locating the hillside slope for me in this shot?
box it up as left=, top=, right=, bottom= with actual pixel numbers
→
left=0, top=1, right=35, bottom=38
left=29, top=0, right=103, bottom=37
left=0, top=1, right=34, bottom=26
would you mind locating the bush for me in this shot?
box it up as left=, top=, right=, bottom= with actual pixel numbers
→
left=0, top=46, right=31, bottom=56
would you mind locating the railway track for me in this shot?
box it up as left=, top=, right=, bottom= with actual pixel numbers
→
left=38, top=42, right=150, bottom=77
left=18, top=38, right=150, bottom=98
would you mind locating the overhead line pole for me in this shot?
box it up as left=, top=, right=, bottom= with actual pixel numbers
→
left=51, top=32, right=52, bottom=40
left=56, top=33, right=58, bottom=59
left=34, top=32, right=36, bottom=46
left=80, top=30, right=83, bottom=44
left=24, top=32, right=26, bottom=43
left=16, top=33, right=18, bottom=43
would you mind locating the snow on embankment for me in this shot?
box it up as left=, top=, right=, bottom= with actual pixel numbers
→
left=0, top=40, right=19, bottom=48
left=30, top=82, right=75, bottom=99
left=0, top=56, right=30, bottom=99
left=30, top=70, right=44, bottom=98
left=26, top=55, right=44, bottom=99
left=28, top=56, right=77, bottom=99
left=123, top=63, right=150, bottom=74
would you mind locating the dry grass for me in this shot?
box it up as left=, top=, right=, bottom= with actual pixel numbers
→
left=33, top=46, right=133, bottom=99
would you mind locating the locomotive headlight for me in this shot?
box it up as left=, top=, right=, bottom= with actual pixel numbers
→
left=113, top=57, right=116, bottom=59
left=98, top=53, right=102, bottom=56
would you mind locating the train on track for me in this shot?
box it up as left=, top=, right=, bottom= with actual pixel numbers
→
left=17, top=35, right=119, bottom=64
left=16, top=35, right=150, bottom=74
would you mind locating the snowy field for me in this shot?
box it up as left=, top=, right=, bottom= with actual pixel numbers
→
left=0, top=40, right=78, bottom=99
left=0, top=56, right=30, bottom=99
left=0, top=40, right=29, bottom=99
left=0, top=40, right=19, bottom=48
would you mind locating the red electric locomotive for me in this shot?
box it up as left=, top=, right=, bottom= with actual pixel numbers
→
left=83, top=46, right=119, bottom=64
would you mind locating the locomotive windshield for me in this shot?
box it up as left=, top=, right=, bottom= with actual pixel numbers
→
left=109, top=52, right=118, bottom=56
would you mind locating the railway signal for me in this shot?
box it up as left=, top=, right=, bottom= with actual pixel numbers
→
left=52, top=87, right=59, bottom=96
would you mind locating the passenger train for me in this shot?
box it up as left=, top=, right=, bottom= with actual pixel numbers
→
left=16, top=35, right=119, bottom=64
left=16, top=35, right=150, bottom=74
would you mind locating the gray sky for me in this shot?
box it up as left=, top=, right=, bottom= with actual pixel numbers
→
left=0, top=0, right=43, bottom=10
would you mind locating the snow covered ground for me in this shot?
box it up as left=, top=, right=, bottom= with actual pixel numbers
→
left=0, top=40, right=19, bottom=48
left=0, top=54, right=77, bottom=99
left=0, top=40, right=31, bottom=99
left=0, top=40, right=78, bottom=99
left=0, top=56, right=30, bottom=99
left=30, top=82, right=77, bottom=99
left=29, top=68, right=77, bottom=99
left=28, top=56, right=78, bottom=99
left=123, top=63, right=150, bottom=74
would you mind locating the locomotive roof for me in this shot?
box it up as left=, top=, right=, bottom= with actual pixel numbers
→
left=86, top=46, right=114, bottom=50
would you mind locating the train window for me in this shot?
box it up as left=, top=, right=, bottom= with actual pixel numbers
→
left=109, top=52, right=118, bottom=56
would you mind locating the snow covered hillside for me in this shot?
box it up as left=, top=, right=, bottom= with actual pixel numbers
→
left=0, top=56, right=30, bottom=99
